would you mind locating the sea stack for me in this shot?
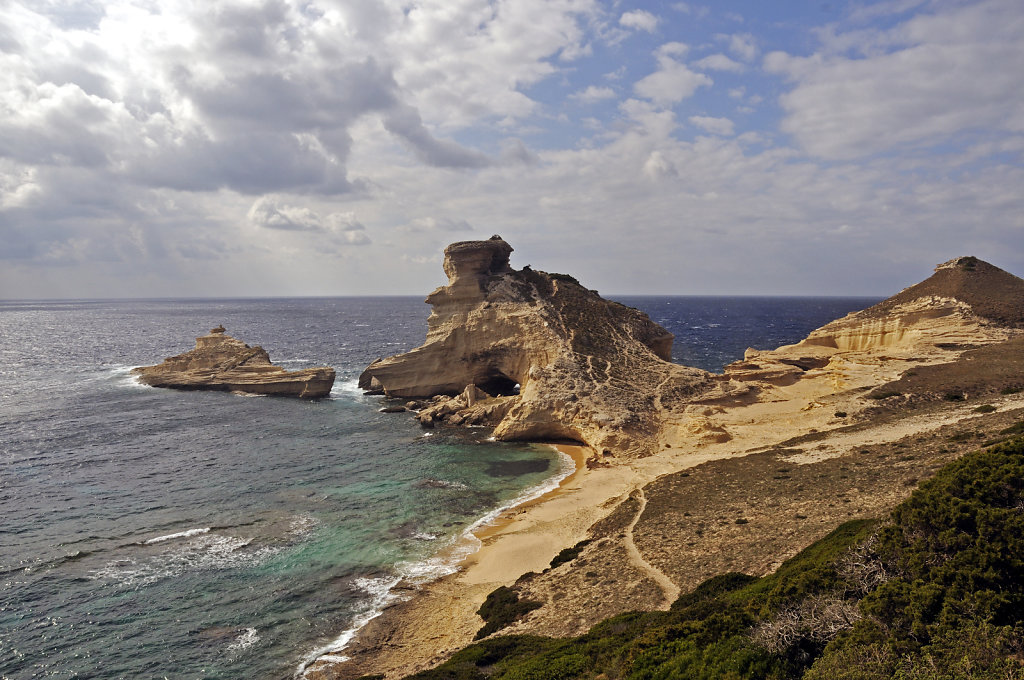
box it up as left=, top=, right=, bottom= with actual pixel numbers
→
left=359, top=235, right=741, bottom=457
left=134, top=327, right=335, bottom=398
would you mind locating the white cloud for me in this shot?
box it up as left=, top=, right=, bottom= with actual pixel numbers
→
left=410, top=217, right=473, bottom=232
left=689, top=115, right=736, bottom=136
left=247, top=197, right=371, bottom=245
left=724, top=33, right=757, bottom=61
left=643, top=150, right=677, bottom=179
left=339, top=230, right=371, bottom=246
left=657, top=42, right=690, bottom=58
left=694, top=53, right=745, bottom=72
left=570, top=85, right=617, bottom=103
left=766, top=0, right=1024, bottom=159
left=1, top=0, right=1022, bottom=299
left=634, top=47, right=712, bottom=105
left=620, top=10, right=659, bottom=33
left=672, top=3, right=710, bottom=19
left=248, top=196, right=322, bottom=232
left=325, top=212, right=365, bottom=232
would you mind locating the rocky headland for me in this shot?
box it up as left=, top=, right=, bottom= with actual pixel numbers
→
left=307, top=246, right=1024, bottom=680
left=133, top=326, right=335, bottom=398
left=359, top=235, right=743, bottom=458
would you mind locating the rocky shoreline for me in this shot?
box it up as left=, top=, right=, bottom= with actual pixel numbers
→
left=306, top=244, right=1024, bottom=679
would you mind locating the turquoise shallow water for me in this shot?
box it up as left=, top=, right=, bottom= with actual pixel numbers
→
left=0, top=295, right=877, bottom=679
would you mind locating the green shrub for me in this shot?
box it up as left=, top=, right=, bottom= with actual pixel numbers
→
left=549, top=539, right=592, bottom=569
left=475, top=587, right=543, bottom=639
left=974, top=404, right=997, bottom=413
left=1000, top=421, right=1024, bottom=436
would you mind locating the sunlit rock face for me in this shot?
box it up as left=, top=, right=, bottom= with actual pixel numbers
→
left=729, top=256, right=1024, bottom=385
left=359, top=236, right=722, bottom=457
left=134, top=327, right=335, bottom=398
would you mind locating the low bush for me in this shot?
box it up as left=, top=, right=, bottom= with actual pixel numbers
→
left=475, top=587, right=543, bottom=640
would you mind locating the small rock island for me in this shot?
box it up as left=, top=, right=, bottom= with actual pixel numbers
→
left=133, top=326, right=335, bottom=398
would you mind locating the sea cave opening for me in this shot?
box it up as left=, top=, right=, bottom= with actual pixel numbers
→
left=478, top=372, right=520, bottom=397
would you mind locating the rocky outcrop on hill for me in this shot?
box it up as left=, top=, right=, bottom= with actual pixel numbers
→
left=134, top=327, right=335, bottom=398
left=359, top=236, right=739, bottom=457
left=728, top=256, right=1022, bottom=385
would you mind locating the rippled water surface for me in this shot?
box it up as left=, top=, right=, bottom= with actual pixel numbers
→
left=0, top=295, right=877, bottom=679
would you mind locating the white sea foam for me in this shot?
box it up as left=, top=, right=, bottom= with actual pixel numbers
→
left=294, top=575, right=403, bottom=678
left=142, top=527, right=210, bottom=544
left=295, top=447, right=577, bottom=676
left=288, top=514, right=319, bottom=538
left=420, top=432, right=434, bottom=438
left=330, top=377, right=366, bottom=400
left=411, top=531, right=439, bottom=541
left=228, top=627, right=259, bottom=652
left=92, top=533, right=279, bottom=588
left=107, top=365, right=149, bottom=390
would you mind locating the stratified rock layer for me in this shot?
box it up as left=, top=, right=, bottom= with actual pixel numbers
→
left=134, top=327, right=335, bottom=398
left=727, top=256, right=1023, bottom=385
left=359, top=236, right=733, bottom=457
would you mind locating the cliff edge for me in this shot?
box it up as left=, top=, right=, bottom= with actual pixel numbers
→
left=134, top=327, right=335, bottom=398
left=358, top=236, right=736, bottom=457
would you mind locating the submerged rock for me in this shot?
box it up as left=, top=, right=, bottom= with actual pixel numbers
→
left=134, top=326, right=335, bottom=398
left=359, top=236, right=738, bottom=456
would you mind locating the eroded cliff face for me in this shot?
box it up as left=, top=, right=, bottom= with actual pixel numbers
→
left=134, top=327, right=335, bottom=398
left=358, top=236, right=730, bottom=457
left=728, top=256, right=1023, bottom=385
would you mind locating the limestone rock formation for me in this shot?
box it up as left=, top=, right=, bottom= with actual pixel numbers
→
left=359, top=236, right=735, bottom=457
left=729, top=256, right=1024, bottom=383
left=134, top=327, right=335, bottom=398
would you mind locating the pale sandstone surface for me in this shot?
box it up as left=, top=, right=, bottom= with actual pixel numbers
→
left=133, top=326, right=335, bottom=398
left=309, top=253, right=1023, bottom=679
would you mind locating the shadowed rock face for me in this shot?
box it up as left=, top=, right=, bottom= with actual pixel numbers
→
left=359, top=236, right=728, bottom=457
left=134, top=327, right=335, bottom=398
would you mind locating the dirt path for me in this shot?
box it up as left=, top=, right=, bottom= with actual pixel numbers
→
left=622, top=487, right=680, bottom=608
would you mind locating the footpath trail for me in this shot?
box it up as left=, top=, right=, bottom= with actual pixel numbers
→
left=623, top=487, right=681, bottom=608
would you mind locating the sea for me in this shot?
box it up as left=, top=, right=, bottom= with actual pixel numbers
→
left=0, top=295, right=878, bottom=679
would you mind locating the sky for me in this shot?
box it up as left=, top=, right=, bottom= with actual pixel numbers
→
left=1, top=0, right=1022, bottom=299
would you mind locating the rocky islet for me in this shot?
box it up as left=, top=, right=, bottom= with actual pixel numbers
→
left=133, top=326, right=335, bottom=398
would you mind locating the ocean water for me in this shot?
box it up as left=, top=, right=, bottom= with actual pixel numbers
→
left=0, top=295, right=877, bottom=679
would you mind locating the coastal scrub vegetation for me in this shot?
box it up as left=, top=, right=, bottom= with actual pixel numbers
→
left=475, top=586, right=543, bottom=640
left=408, top=437, right=1024, bottom=680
